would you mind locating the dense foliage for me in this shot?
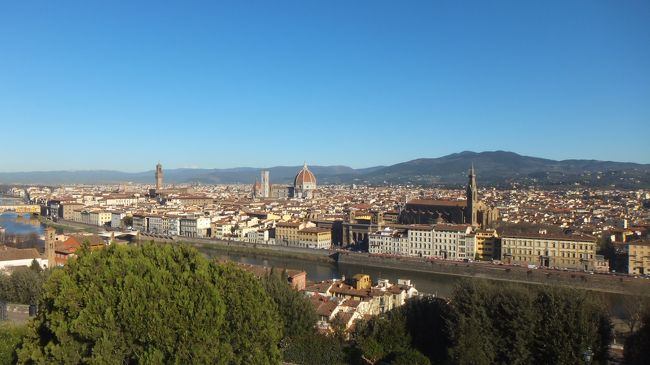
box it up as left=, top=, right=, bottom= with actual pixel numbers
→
left=0, top=260, right=46, bottom=305
left=15, top=244, right=282, bottom=364
left=1, top=245, right=617, bottom=365
left=263, top=269, right=317, bottom=339
left=625, top=309, right=650, bottom=365
left=0, top=324, right=26, bottom=365
left=350, top=280, right=612, bottom=365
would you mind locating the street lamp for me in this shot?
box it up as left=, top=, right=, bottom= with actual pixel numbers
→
left=583, top=347, right=593, bottom=364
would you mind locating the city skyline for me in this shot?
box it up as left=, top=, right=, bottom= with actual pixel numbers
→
left=1, top=1, right=649, bottom=172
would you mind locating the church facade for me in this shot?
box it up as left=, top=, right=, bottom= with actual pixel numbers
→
left=399, top=166, right=498, bottom=228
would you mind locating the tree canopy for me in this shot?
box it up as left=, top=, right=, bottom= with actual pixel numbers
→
left=0, top=260, right=46, bottom=305
left=350, top=279, right=612, bottom=365
left=16, top=243, right=282, bottom=364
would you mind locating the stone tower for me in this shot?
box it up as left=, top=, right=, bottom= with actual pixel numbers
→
left=466, top=164, right=478, bottom=226
left=261, top=170, right=270, bottom=198
left=155, top=163, right=163, bottom=190
left=45, top=227, right=56, bottom=268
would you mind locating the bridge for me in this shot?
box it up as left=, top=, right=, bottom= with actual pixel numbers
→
left=98, top=231, right=140, bottom=241
left=0, top=205, right=40, bottom=214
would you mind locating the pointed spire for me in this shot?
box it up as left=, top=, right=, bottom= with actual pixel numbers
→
left=303, top=161, right=308, bottom=170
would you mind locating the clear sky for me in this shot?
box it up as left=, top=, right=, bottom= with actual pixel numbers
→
left=1, top=0, right=648, bottom=172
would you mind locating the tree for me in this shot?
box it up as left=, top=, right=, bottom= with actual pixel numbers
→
left=210, top=263, right=283, bottom=364
left=0, top=323, right=26, bottom=365
left=620, top=296, right=649, bottom=333
left=399, top=296, right=451, bottom=364
left=352, top=311, right=413, bottom=364
left=487, top=286, right=535, bottom=365
left=121, top=215, right=133, bottom=228
left=282, top=332, right=346, bottom=365
left=447, top=280, right=496, bottom=365
left=531, top=287, right=611, bottom=365
left=0, top=267, right=44, bottom=305
left=390, top=349, right=431, bottom=365
left=262, top=269, right=317, bottom=339
left=625, top=310, right=650, bottom=365
left=16, top=243, right=282, bottom=364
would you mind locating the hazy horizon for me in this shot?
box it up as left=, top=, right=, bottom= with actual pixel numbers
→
left=0, top=149, right=648, bottom=174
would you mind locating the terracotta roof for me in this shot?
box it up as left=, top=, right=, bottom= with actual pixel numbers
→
left=294, top=164, right=317, bottom=186
left=0, top=248, right=40, bottom=261
left=407, top=199, right=467, bottom=208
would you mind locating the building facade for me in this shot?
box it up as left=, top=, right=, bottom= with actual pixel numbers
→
left=399, top=166, right=498, bottom=228
left=155, top=163, right=163, bottom=190
left=500, top=231, right=597, bottom=270
left=628, top=241, right=650, bottom=275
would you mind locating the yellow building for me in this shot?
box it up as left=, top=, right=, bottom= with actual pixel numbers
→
left=298, top=227, right=332, bottom=249
left=628, top=241, right=650, bottom=275
left=275, top=222, right=303, bottom=246
left=475, top=228, right=498, bottom=260
left=349, top=274, right=372, bottom=290
left=501, top=231, right=597, bottom=270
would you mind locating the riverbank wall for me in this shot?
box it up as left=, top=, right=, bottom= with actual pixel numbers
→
left=338, top=252, right=650, bottom=297
left=42, top=218, right=650, bottom=297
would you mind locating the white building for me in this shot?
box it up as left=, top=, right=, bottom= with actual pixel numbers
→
left=368, top=224, right=474, bottom=261
left=369, top=227, right=408, bottom=256
left=433, top=224, right=473, bottom=260
left=111, top=212, right=126, bottom=229
left=132, top=214, right=148, bottom=232
left=408, top=225, right=434, bottom=257
left=0, top=248, right=48, bottom=271
left=179, top=216, right=211, bottom=238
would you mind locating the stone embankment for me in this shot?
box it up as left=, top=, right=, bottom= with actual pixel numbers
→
left=338, top=252, right=650, bottom=297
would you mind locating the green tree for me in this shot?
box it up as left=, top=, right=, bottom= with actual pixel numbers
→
left=448, top=280, right=496, bottom=365
left=282, top=332, right=345, bottom=365
left=399, top=296, right=451, bottom=364
left=488, top=286, right=535, bottom=365
left=531, top=287, right=611, bottom=365
left=262, top=269, right=317, bottom=339
left=16, top=243, right=282, bottom=364
left=624, top=309, right=650, bottom=365
left=121, top=215, right=133, bottom=228
left=390, top=349, right=431, bottom=365
left=0, top=267, right=44, bottom=305
left=0, top=323, right=27, bottom=365
left=352, top=311, right=413, bottom=364
left=211, top=263, right=283, bottom=364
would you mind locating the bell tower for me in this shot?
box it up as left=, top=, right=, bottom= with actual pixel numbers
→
left=466, top=164, right=478, bottom=226
left=45, top=227, right=56, bottom=268
left=155, top=163, right=163, bottom=190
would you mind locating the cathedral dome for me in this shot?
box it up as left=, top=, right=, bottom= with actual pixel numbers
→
left=294, top=163, right=317, bottom=187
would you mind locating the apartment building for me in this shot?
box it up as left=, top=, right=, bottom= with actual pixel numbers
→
left=500, top=230, right=597, bottom=270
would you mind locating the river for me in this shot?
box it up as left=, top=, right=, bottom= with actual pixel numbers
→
left=202, top=248, right=498, bottom=297
left=0, top=212, right=44, bottom=236
left=197, top=246, right=634, bottom=324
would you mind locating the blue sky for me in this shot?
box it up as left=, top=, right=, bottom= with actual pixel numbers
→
left=0, top=0, right=648, bottom=171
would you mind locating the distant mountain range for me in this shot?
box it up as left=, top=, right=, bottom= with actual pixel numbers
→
left=1, top=151, right=649, bottom=188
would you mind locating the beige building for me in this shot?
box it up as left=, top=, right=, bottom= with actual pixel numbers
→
left=475, top=228, right=498, bottom=260
left=500, top=231, right=597, bottom=270
left=628, top=241, right=650, bottom=275
left=298, top=227, right=332, bottom=249
left=275, top=221, right=314, bottom=246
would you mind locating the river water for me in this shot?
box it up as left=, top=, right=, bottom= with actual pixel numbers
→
left=0, top=212, right=44, bottom=236
left=203, top=248, right=485, bottom=297
left=198, top=247, right=634, bottom=323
